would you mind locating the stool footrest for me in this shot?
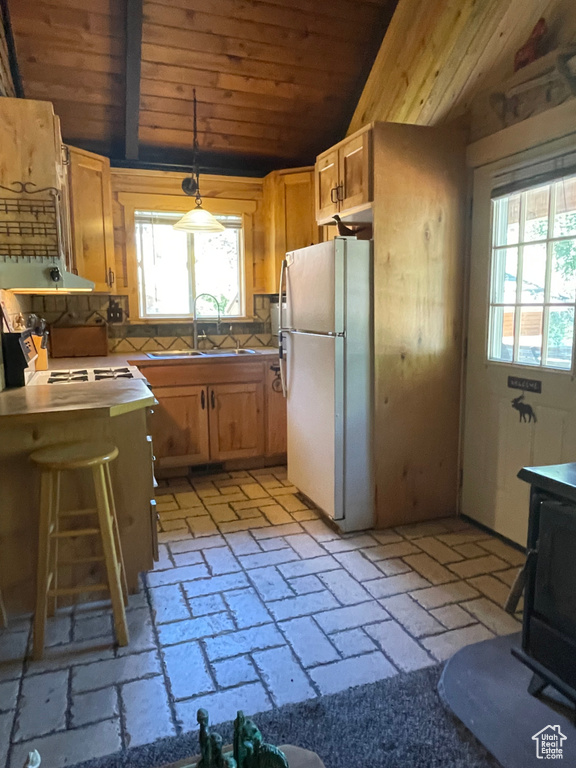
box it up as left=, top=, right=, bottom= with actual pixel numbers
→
left=51, top=528, right=101, bottom=538
left=58, top=508, right=98, bottom=519
left=48, top=584, right=108, bottom=597
left=58, top=556, right=105, bottom=566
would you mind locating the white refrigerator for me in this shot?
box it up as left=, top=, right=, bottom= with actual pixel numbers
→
left=279, top=237, right=373, bottom=532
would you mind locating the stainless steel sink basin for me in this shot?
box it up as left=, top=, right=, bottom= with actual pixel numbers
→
left=146, top=350, right=205, bottom=358
left=202, top=348, right=257, bottom=356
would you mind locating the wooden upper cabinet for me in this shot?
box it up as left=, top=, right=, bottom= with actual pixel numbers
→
left=262, top=167, right=319, bottom=293
left=209, top=382, right=265, bottom=461
left=0, top=98, right=62, bottom=189
left=67, top=145, right=116, bottom=292
left=339, top=131, right=371, bottom=211
left=152, top=385, right=210, bottom=468
left=314, top=149, right=339, bottom=223
left=314, top=125, right=373, bottom=224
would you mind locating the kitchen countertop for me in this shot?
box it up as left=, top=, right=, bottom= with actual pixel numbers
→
left=44, top=347, right=279, bottom=370
left=0, top=379, right=155, bottom=420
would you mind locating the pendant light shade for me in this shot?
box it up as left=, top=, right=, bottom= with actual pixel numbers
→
left=173, top=205, right=225, bottom=232
left=174, top=88, right=223, bottom=233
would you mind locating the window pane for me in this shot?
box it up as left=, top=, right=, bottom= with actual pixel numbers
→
left=489, top=306, right=515, bottom=362
left=493, top=195, right=520, bottom=246
left=550, top=239, right=576, bottom=303
left=546, top=307, right=574, bottom=370
left=554, top=177, right=576, bottom=237
left=521, top=243, right=546, bottom=304
left=491, top=247, right=518, bottom=303
left=521, top=243, right=547, bottom=303
left=517, top=307, right=543, bottom=365
left=194, top=229, right=242, bottom=317
left=523, top=185, right=549, bottom=242
left=136, top=219, right=191, bottom=316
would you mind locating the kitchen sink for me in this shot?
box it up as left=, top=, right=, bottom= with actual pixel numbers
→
left=146, top=350, right=205, bottom=358
left=202, top=348, right=257, bottom=355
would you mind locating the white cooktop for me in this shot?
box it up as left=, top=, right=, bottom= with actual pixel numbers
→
left=28, top=365, right=145, bottom=385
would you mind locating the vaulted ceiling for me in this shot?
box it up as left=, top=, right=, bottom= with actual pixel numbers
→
left=8, top=0, right=397, bottom=173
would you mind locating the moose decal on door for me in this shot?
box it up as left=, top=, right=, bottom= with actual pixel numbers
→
left=511, top=393, right=538, bottom=423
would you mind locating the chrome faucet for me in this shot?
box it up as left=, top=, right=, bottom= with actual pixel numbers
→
left=193, top=293, right=221, bottom=350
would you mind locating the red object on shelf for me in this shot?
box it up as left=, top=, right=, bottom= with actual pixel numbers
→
left=514, top=18, right=548, bottom=72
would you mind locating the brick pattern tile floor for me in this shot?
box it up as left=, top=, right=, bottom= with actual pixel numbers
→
left=0, top=467, right=524, bottom=767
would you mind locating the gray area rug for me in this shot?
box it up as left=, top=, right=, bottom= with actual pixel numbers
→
left=71, top=665, right=501, bottom=768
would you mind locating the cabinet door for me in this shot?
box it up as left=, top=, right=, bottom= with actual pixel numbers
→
left=68, top=145, right=116, bottom=292
left=152, top=385, right=210, bottom=468
left=265, top=363, right=287, bottom=456
left=338, top=131, right=371, bottom=212
left=209, top=383, right=265, bottom=461
left=315, top=148, right=339, bottom=223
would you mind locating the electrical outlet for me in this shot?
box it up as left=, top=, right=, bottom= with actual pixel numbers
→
left=107, top=299, right=123, bottom=323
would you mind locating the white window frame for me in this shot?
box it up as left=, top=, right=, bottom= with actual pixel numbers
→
left=134, top=210, right=244, bottom=320
left=487, top=175, right=576, bottom=372
left=116, top=192, right=257, bottom=324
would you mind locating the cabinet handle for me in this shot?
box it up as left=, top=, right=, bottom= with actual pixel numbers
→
left=210, top=390, right=216, bottom=409
left=337, top=183, right=344, bottom=202
left=108, top=268, right=115, bottom=287
left=201, top=390, right=205, bottom=410
left=330, top=187, right=339, bottom=204
left=62, top=145, right=70, bottom=165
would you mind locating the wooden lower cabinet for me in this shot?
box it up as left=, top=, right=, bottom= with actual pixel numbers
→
left=153, top=385, right=210, bottom=468
left=209, top=382, right=265, bottom=461
left=145, top=359, right=285, bottom=468
left=266, top=363, right=287, bottom=455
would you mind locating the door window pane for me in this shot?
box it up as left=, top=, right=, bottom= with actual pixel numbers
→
left=546, top=308, right=574, bottom=370
left=518, top=307, right=543, bottom=365
left=550, top=239, right=576, bottom=303
left=491, top=247, right=518, bottom=303
left=523, top=185, right=549, bottom=241
left=521, top=243, right=547, bottom=303
left=489, top=306, right=515, bottom=362
left=554, top=177, right=576, bottom=237
left=493, top=194, right=520, bottom=246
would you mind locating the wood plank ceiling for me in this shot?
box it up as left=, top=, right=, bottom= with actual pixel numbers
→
left=8, top=0, right=397, bottom=173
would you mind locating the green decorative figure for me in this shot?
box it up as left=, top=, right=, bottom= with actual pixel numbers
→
left=195, top=709, right=287, bottom=768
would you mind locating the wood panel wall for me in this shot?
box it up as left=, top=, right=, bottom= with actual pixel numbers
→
left=109, top=168, right=267, bottom=296
left=372, top=123, right=467, bottom=527
left=348, top=0, right=576, bottom=136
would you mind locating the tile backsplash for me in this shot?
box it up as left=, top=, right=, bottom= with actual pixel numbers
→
left=0, top=291, right=274, bottom=354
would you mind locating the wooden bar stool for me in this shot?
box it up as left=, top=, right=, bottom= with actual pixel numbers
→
left=30, top=441, right=129, bottom=659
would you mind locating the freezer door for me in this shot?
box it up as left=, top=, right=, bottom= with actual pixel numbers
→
left=285, top=240, right=344, bottom=334
left=285, top=331, right=344, bottom=520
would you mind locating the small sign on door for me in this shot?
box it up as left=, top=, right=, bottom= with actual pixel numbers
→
left=507, top=376, right=542, bottom=394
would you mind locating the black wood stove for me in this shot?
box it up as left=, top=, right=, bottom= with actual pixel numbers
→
left=515, top=463, right=576, bottom=706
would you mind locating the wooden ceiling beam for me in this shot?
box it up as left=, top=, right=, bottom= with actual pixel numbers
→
left=124, top=0, right=142, bottom=160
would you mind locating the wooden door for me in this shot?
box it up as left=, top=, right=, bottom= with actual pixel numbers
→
left=152, top=385, right=210, bottom=468
left=462, top=163, right=576, bottom=546
left=68, top=145, right=116, bottom=292
left=338, top=131, right=371, bottom=212
left=315, top=148, right=339, bottom=223
left=208, top=382, right=265, bottom=461
left=265, top=362, right=287, bottom=455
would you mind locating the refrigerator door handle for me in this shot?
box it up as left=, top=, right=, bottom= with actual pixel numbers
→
left=290, top=329, right=346, bottom=338
left=278, top=258, right=289, bottom=397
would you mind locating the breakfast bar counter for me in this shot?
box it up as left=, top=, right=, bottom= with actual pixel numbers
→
left=0, top=379, right=157, bottom=615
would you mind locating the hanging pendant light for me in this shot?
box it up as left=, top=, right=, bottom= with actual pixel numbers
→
left=173, top=89, right=224, bottom=233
